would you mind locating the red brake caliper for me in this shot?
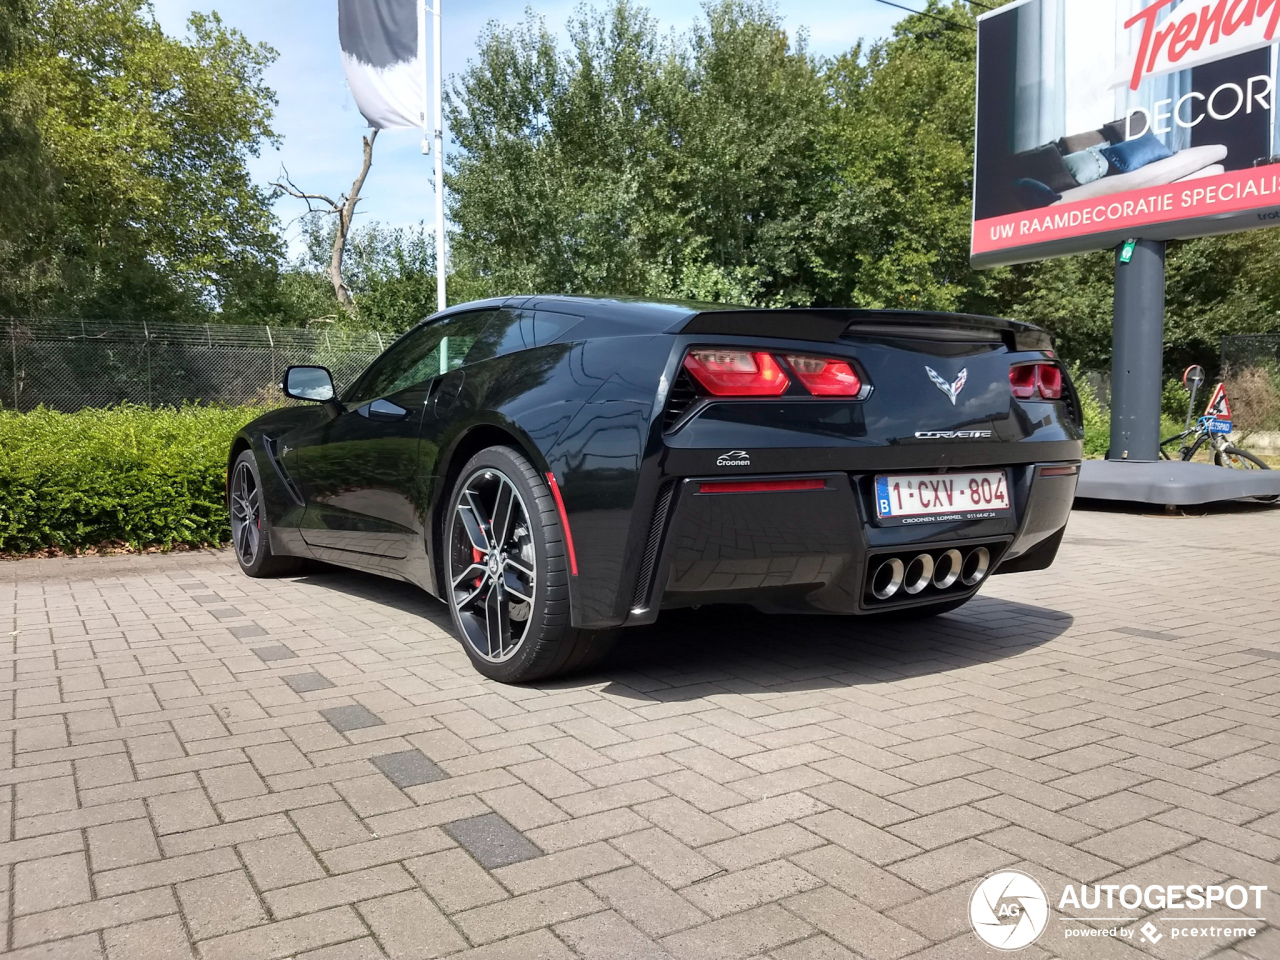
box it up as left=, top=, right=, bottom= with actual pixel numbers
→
left=472, top=547, right=484, bottom=589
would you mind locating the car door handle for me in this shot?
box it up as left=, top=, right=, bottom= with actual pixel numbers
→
left=358, top=399, right=409, bottom=422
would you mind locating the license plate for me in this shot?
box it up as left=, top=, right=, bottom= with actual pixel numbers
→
left=875, top=471, right=1010, bottom=520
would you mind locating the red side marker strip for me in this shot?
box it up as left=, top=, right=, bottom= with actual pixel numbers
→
left=698, top=478, right=828, bottom=495
left=545, top=472, right=579, bottom=576
left=1039, top=464, right=1080, bottom=477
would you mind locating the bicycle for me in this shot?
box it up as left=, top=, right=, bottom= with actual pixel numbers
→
left=1159, top=365, right=1271, bottom=470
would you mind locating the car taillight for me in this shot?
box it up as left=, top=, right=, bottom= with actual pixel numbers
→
left=784, top=355, right=863, bottom=396
left=1010, top=362, right=1062, bottom=400
left=1037, top=364, right=1062, bottom=399
left=683, top=350, right=790, bottom=397
left=1009, top=365, right=1037, bottom=399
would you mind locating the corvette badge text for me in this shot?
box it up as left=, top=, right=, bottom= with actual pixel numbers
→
left=969, top=870, right=1267, bottom=950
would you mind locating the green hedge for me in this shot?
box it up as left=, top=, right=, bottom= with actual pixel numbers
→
left=0, top=404, right=258, bottom=554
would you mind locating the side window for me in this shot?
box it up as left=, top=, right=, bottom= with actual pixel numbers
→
left=464, top=309, right=533, bottom=364
left=345, top=310, right=495, bottom=404
left=461, top=308, right=584, bottom=366
left=533, top=311, right=582, bottom=346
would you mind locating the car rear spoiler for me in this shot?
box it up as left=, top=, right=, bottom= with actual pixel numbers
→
left=675, top=309, right=1052, bottom=352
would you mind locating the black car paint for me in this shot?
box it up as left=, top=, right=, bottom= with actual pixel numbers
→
left=231, top=296, right=1082, bottom=630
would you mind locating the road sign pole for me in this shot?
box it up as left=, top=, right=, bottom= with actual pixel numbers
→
left=1108, top=238, right=1166, bottom=462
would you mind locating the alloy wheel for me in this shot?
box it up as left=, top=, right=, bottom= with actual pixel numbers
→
left=449, top=468, right=536, bottom=662
left=230, top=461, right=262, bottom=567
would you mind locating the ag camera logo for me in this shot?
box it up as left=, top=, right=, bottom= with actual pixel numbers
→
left=970, top=871, right=1049, bottom=951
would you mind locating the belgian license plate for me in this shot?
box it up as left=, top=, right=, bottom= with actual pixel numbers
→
left=875, top=471, right=1010, bottom=521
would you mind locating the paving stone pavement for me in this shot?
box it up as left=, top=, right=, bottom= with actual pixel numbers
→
left=2, top=505, right=1279, bottom=960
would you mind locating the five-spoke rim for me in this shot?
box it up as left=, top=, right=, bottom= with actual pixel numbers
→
left=448, top=468, right=536, bottom=663
left=230, top=461, right=261, bottom=567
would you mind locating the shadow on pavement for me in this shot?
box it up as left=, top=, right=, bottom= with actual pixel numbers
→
left=294, top=564, right=455, bottom=631
left=295, top=564, right=1072, bottom=697
left=591, top=596, right=1073, bottom=700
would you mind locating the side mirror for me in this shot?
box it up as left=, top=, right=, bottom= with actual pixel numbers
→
left=283, top=366, right=336, bottom=402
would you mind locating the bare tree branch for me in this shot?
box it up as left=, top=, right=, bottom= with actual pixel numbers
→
left=270, top=129, right=379, bottom=311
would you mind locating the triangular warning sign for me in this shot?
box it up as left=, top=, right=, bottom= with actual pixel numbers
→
left=1204, top=382, right=1232, bottom=419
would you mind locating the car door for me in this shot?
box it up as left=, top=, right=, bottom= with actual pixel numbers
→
left=288, top=309, right=497, bottom=560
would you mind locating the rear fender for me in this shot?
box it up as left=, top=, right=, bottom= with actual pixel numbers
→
left=543, top=335, right=677, bottom=629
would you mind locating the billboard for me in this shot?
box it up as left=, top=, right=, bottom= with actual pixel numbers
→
left=972, top=0, right=1280, bottom=268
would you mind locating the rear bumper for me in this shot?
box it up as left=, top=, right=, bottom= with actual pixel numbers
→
left=626, top=462, right=1078, bottom=620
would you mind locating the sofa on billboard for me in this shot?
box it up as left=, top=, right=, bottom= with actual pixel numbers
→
left=1011, top=121, right=1228, bottom=211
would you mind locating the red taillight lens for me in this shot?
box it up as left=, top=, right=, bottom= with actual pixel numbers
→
left=1009, top=364, right=1038, bottom=399
left=683, top=350, right=790, bottom=397
left=699, top=478, right=827, bottom=494
left=784, top=355, right=863, bottom=397
left=1010, top=362, right=1063, bottom=400
left=1036, top=364, right=1063, bottom=399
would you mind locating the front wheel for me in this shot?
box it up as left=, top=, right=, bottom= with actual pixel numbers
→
left=1214, top=444, right=1271, bottom=470
left=443, top=446, right=615, bottom=683
left=229, top=450, right=304, bottom=578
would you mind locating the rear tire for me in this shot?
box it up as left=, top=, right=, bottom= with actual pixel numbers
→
left=1215, top=444, right=1278, bottom=501
left=229, top=450, right=305, bottom=578
left=443, top=445, right=615, bottom=683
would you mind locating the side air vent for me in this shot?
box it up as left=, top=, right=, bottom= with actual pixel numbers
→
left=631, top=479, right=677, bottom=609
left=662, top=369, right=700, bottom=432
left=1059, top=367, right=1084, bottom=430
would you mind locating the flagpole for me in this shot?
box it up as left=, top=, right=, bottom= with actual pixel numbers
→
left=418, top=0, right=445, bottom=314
left=432, top=0, right=446, bottom=312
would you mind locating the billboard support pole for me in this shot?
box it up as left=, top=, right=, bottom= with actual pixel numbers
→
left=1107, top=238, right=1165, bottom=462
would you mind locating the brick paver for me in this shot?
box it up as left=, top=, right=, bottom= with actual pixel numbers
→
left=1, top=506, right=1278, bottom=958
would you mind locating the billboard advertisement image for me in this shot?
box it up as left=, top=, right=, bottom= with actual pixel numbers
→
left=972, top=0, right=1280, bottom=268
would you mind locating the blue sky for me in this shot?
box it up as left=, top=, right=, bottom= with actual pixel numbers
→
left=150, top=0, right=902, bottom=258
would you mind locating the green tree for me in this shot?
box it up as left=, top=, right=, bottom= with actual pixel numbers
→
left=284, top=214, right=440, bottom=333
left=444, top=0, right=1280, bottom=375
left=0, top=0, right=282, bottom=321
left=820, top=5, right=994, bottom=312
left=445, top=0, right=829, bottom=305
left=446, top=1, right=684, bottom=298
left=0, top=0, right=50, bottom=288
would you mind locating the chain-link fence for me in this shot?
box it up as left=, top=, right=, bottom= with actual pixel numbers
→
left=0, top=318, right=387, bottom=412
left=1221, top=334, right=1280, bottom=376
left=1219, top=334, right=1280, bottom=436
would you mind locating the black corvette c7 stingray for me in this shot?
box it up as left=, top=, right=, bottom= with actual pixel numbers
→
left=228, top=297, right=1082, bottom=682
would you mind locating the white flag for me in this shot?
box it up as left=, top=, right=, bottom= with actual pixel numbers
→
left=338, top=0, right=423, bottom=130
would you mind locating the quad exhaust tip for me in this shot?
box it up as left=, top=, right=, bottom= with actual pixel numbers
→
left=870, top=557, right=904, bottom=600
left=870, top=546, right=991, bottom=600
left=961, top=546, right=990, bottom=586
left=932, top=549, right=963, bottom=590
left=903, top=554, right=934, bottom=595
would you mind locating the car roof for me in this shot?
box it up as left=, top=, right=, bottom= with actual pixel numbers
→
left=429, top=296, right=1044, bottom=340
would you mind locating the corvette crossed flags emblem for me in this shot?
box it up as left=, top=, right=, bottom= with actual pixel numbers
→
left=925, top=366, right=968, bottom=405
